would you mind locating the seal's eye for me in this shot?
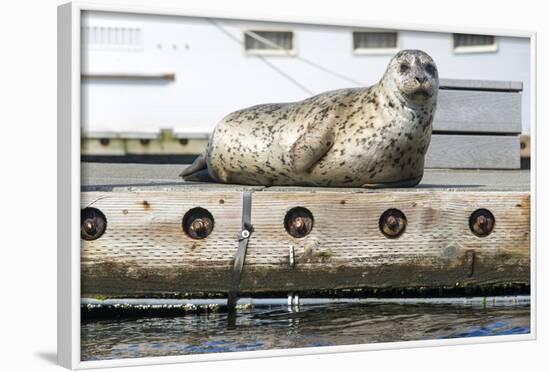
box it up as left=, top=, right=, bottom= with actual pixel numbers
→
left=425, top=63, right=436, bottom=75
left=399, top=63, right=410, bottom=73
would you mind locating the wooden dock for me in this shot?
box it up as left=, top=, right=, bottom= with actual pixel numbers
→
left=81, top=164, right=530, bottom=298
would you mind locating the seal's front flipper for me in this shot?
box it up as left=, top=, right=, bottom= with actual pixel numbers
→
left=179, top=151, right=207, bottom=178
left=182, top=169, right=215, bottom=183
left=289, top=114, right=334, bottom=173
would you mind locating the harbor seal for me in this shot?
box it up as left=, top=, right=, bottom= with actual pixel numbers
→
left=180, top=49, right=438, bottom=187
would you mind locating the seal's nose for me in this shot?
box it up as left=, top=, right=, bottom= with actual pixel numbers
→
left=415, top=76, right=428, bottom=84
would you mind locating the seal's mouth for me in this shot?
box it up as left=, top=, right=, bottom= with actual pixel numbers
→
left=405, top=88, right=433, bottom=101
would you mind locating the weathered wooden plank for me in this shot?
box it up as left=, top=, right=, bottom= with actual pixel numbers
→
left=433, top=90, right=521, bottom=133
left=81, top=190, right=530, bottom=297
left=81, top=164, right=530, bottom=192
left=81, top=138, right=127, bottom=156
left=426, top=135, right=520, bottom=169
left=81, top=191, right=242, bottom=296
left=124, top=138, right=208, bottom=155
left=80, top=136, right=208, bottom=156
left=439, top=78, right=523, bottom=92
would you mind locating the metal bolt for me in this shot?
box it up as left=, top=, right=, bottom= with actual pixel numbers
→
left=83, top=220, right=96, bottom=235
left=81, top=207, right=107, bottom=241
left=294, top=217, right=306, bottom=232
left=386, top=215, right=399, bottom=230
left=188, top=217, right=213, bottom=239
left=379, top=209, right=407, bottom=238
left=191, top=219, right=206, bottom=233
left=183, top=207, right=214, bottom=239
left=469, top=209, right=495, bottom=237
left=284, top=207, right=314, bottom=238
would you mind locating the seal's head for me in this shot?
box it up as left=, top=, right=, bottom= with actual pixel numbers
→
left=383, top=49, right=439, bottom=106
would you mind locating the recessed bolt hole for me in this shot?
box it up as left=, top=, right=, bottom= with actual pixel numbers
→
left=379, top=208, right=407, bottom=238
left=99, top=138, right=110, bottom=146
left=469, top=208, right=495, bottom=237
left=81, top=207, right=107, bottom=241
left=182, top=207, right=214, bottom=239
left=284, top=207, right=314, bottom=238
left=139, top=138, right=151, bottom=145
left=179, top=138, right=189, bottom=146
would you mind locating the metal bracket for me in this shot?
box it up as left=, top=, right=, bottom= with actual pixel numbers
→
left=227, top=192, right=254, bottom=310
left=466, top=250, right=476, bottom=278
left=289, top=245, right=295, bottom=268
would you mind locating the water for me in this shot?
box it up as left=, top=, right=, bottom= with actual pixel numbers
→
left=81, top=302, right=530, bottom=361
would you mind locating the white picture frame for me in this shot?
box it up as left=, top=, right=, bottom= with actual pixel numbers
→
left=58, top=1, right=537, bottom=369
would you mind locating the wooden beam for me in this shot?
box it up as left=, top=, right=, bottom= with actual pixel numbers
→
left=81, top=189, right=530, bottom=297
left=433, top=90, right=521, bottom=133
left=81, top=165, right=530, bottom=192
left=80, top=135, right=208, bottom=157
left=426, top=134, right=520, bottom=169
left=439, top=78, right=523, bottom=92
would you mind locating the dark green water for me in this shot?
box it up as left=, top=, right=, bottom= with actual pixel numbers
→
left=81, top=302, right=530, bottom=361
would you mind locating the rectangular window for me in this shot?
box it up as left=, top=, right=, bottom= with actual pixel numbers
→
left=353, top=31, right=398, bottom=54
left=453, top=33, right=497, bottom=53
left=244, top=30, right=294, bottom=55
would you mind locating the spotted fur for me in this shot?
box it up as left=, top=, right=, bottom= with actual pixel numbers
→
left=179, top=50, right=439, bottom=187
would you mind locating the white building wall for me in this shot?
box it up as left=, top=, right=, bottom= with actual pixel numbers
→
left=81, top=11, right=531, bottom=135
